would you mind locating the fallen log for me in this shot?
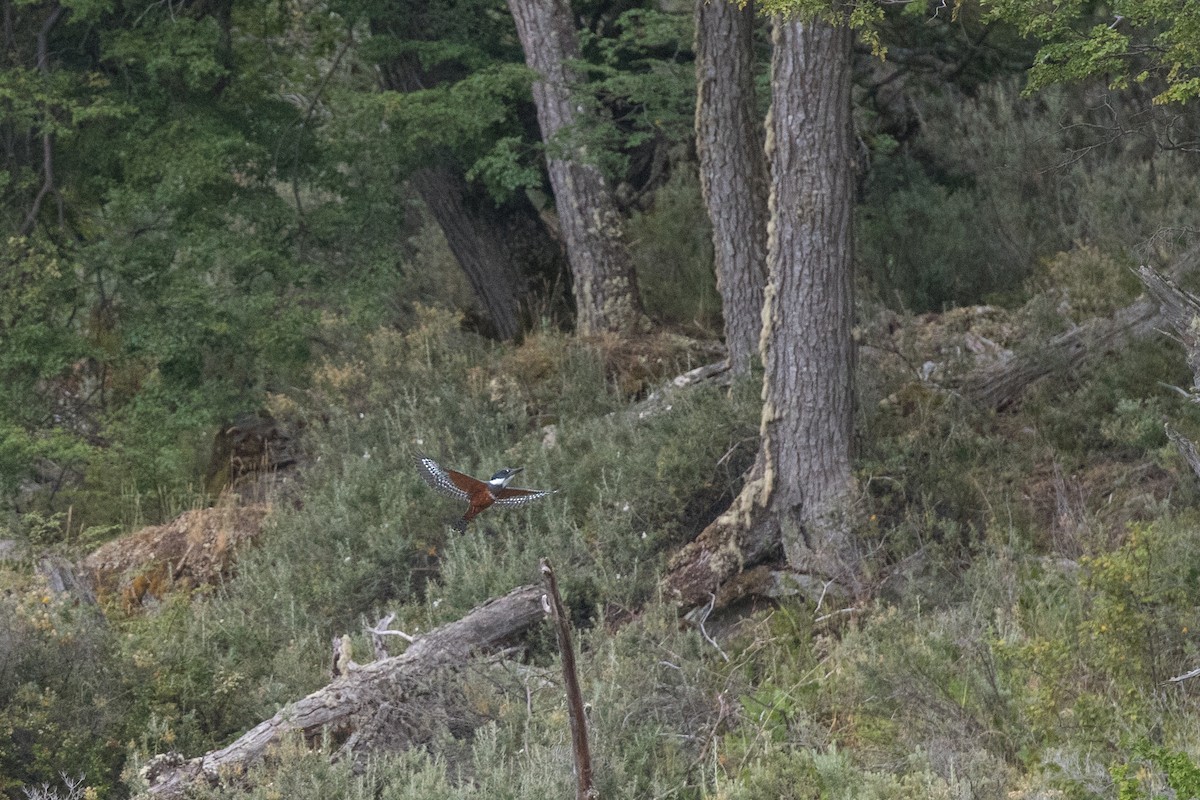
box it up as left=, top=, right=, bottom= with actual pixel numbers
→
left=962, top=246, right=1200, bottom=411
left=142, top=584, right=546, bottom=797
left=962, top=295, right=1162, bottom=411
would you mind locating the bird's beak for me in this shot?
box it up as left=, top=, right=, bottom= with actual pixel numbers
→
left=511, top=467, right=524, bottom=476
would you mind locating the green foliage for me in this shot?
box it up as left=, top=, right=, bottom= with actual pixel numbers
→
left=97, top=312, right=757, bottom=783
left=1112, top=743, right=1200, bottom=800
left=0, top=574, right=129, bottom=798
left=982, top=0, right=1200, bottom=103
left=1078, top=521, right=1200, bottom=686
left=367, top=63, right=538, bottom=192
left=859, top=382, right=1029, bottom=567
left=1024, top=335, right=1198, bottom=461
left=0, top=237, right=85, bottom=417
left=0, top=237, right=94, bottom=504
left=10, top=0, right=1200, bottom=798
left=986, top=514, right=1200, bottom=795
left=578, top=8, right=697, bottom=167
left=104, top=17, right=230, bottom=94
left=859, top=79, right=1200, bottom=311
left=1030, top=246, right=1142, bottom=322
left=626, top=167, right=720, bottom=331
left=756, top=0, right=886, bottom=55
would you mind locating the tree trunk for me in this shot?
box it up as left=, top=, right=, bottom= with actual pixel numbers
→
left=378, top=51, right=562, bottom=341
left=407, top=166, right=528, bottom=340
left=506, top=0, right=646, bottom=336
left=142, top=584, right=547, bottom=797
left=665, top=12, right=857, bottom=609
left=694, top=0, right=768, bottom=375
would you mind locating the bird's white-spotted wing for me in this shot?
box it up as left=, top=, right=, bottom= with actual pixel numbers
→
left=493, top=487, right=556, bottom=508
left=416, top=456, right=476, bottom=503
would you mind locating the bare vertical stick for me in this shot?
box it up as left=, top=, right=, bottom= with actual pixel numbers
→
left=540, top=557, right=596, bottom=800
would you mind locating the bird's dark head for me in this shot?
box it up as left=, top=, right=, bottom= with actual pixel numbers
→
left=487, top=467, right=523, bottom=488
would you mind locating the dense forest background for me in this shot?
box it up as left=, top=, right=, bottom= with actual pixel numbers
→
left=7, top=0, right=1200, bottom=797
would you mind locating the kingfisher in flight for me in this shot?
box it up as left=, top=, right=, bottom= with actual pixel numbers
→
left=416, top=455, right=556, bottom=531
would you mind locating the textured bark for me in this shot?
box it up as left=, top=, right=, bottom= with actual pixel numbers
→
left=507, top=0, right=645, bottom=336
left=694, top=0, right=768, bottom=375
left=665, top=13, right=857, bottom=608
left=142, top=585, right=547, bottom=797
left=1137, top=263, right=1200, bottom=384
left=1167, top=424, right=1200, bottom=484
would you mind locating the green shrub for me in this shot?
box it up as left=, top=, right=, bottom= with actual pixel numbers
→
left=627, top=168, right=720, bottom=332
left=859, top=79, right=1200, bottom=312
left=858, top=388, right=1032, bottom=566
left=1024, top=336, right=1198, bottom=462
left=1111, top=743, right=1200, bottom=800
left=0, top=576, right=129, bottom=799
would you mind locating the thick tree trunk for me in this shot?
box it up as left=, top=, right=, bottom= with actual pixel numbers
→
left=142, top=585, right=547, bottom=797
left=665, top=12, right=858, bottom=608
left=755, top=11, right=858, bottom=579
left=407, top=166, right=527, bottom=340
left=694, top=0, right=768, bottom=375
left=378, top=51, right=561, bottom=341
left=506, top=0, right=646, bottom=336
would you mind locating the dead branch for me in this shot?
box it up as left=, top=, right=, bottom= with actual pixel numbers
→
left=540, top=558, right=596, bottom=800
left=963, top=295, right=1162, bottom=411
left=1137, top=264, right=1200, bottom=388
left=366, top=612, right=414, bottom=660
left=1166, top=424, right=1200, bottom=483
left=1138, top=263, right=1200, bottom=483
left=963, top=246, right=1200, bottom=411
left=142, top=584, right=546, bottom=797
left=629, top=360, right=733, bottom=421
left=1168, top=665, right=1200, bottom=683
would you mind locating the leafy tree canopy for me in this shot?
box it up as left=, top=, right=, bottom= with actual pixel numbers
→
left=980, top=0, right=1200, bottom=103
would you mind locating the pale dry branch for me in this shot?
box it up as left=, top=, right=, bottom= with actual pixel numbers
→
left=540, top=558, right=596, bottom=800
left=143, top=584, right=546, bottom=797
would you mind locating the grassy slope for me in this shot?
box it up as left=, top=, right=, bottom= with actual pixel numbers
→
left=13, top=81, right=1200, bottom=798
left=14, top=300, right=1187, bottom=799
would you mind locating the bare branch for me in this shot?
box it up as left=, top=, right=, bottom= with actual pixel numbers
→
left=366, top=612, right=415, bottom=660
left=144, top=584, right=547, bottom=797
left=695, top=593, right=729, bottom=663
left=540, top=558, right=597, bottom=800
left=1168, top=666, right=1200, bottom=683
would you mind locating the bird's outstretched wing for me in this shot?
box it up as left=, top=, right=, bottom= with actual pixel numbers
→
left=493, top=487, right=556, bottom=508
left=416, top=456, right=481, bottom=503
